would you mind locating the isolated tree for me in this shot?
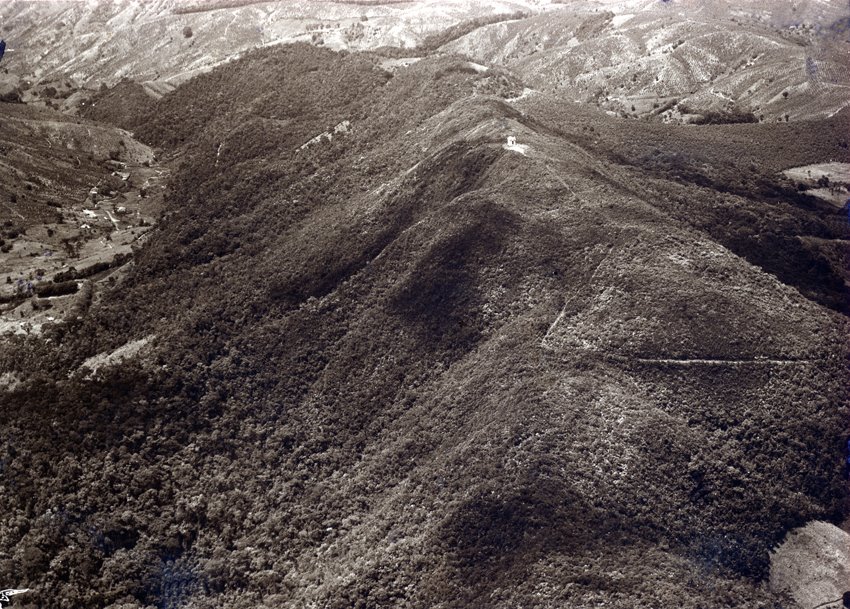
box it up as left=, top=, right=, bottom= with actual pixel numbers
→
left=183, top=25, right=193, bottom=39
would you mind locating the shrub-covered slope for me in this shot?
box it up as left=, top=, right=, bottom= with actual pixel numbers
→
left=0, top=44, right=847, bottom=609
left=81, top=80, right=157, bottom=132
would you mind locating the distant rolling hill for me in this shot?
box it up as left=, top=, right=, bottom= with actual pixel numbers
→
left=0, top=42, right=847, bottom=609
left=443, top=3, right=850, bottom=121
left=0, top=0, right=544, bottom=95
left=3, top=0, right=847, bottom=122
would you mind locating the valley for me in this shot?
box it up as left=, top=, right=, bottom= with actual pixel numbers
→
left=0, top=103, right=167, bottom=335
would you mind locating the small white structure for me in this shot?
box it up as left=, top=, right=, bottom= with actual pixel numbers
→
left=116, top=206, right=127, bottom=214
left=503, top=136, right=529, bottom=156
left=82, top=209, right=98, bottom=219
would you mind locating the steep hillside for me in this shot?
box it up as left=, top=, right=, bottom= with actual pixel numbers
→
left=0, top=44, right=847, bottom=609
left=80, top=80, right=157, bottom=131
left=515, top=93, right=850, bottom=314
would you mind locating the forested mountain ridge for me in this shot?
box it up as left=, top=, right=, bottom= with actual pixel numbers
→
left=0, top=40, right=848, bottom=609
